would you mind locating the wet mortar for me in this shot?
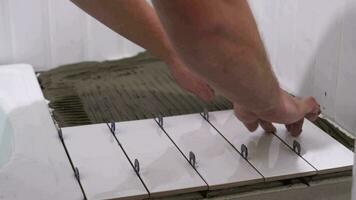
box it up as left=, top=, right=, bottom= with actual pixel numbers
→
left=38, top=52, right=232, bottom=127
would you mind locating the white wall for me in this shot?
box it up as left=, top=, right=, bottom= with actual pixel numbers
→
left=0, top=0, right=144, bottom=71
left=249, top=0, right=356, bottom=135
left=1, top=0, right=356, bottom=135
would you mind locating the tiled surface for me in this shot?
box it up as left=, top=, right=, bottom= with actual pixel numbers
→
left=115, top=119, right=207, bottom=197
left=208, top=110, right=316, bottom=181
left=335, top=0, right=356, bottom=135
left=0, top=0, right=143, bottom=70
left=62, top=124, right=148, bottom=200
left=0, top=64, right=82, bottom=200
left=274, top=120, right=353, bottom=174
left=3, top=0, right=356, bottom=137
left=162, top=113, right=263, bottom=189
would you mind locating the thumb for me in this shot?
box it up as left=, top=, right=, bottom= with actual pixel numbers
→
left=299, top=97, right=321, bottom=121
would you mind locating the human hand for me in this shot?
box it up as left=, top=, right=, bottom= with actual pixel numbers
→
left=234, top=90, right=321, bottom=136
left=168, top=59, right=214, bottom=101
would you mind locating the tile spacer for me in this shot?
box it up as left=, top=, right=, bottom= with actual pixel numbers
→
left=134, top=159, right=140, bottom=174
left=241, top=144, right=248, bottom=159
left=202, top=108, right=209, bottom=121
left=157, top=114, right=163, bottom=127
left=74, top=167, right=80, bottom=181
left=293, top=140, right=301, bottom=155
left=110, top=121, right=116, bottom=134
left=58, top=128, right=64, bottom=141
left=189, top=151, right=196, bottom=168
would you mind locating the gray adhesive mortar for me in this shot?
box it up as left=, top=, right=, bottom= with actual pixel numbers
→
left=38, top=52, right=232, bottom=127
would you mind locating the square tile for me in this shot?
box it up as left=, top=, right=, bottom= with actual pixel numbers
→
left=62, top=124, right=148, bottom=200
left=274, top=120, right=353, bottom=174
left=115, top=119, right=208, bottom=197
left=208, top=110, right=316, bottom=181
left=162, top=113, right=263, bottom=189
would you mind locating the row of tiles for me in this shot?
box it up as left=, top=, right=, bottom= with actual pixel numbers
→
left=61, top=110, right=353, bottom=200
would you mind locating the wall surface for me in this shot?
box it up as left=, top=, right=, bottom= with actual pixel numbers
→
left=249, top=0, right=356, bottom=136
left=0, top=0, right=144, bottom=71
left=1, top=0, right=356, bottom=135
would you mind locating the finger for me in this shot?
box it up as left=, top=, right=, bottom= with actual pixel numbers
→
left=270, top=92, right=320, bottom=124
left=305, top=105, right=321, bottom=121
left=233, top=104, right=258, bottom=123
left=244, top=122, right=259, bottom=132
left=243, top=121, right=259, bottom=132
left=234, top=103, right=259, bottom=132
left=197, top=84, right=215, bottom=102
left=285, top=124, right=292, bottom=132
left=300, top=97, right=321, bottom=121
left=258, top=120, right=276, bottom=133
left=286, top=118, right=304, bottom=137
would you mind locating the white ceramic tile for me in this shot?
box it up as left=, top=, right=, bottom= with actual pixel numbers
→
left=272, top=0, right=298, bottom=92
left=86, top=16, right=123, bottom=61
left=87, top=20, right=144, bottom=62
left=9, top=0, right=51, bottom=70
left=48, top=0, right=87, bottom=68
left=62, top=124, right=148, bottom=200
left=312, top=0, right=345, bottom=118
left=335, top=0, right=356, bottom=134
left=248, top=0, right=278, bottom=68
left=274, top=120, right=353, bottom=174
left=0, top=0, right=13, bottom=64
left=208, top=110, right=316, bottom=181
left=162, top=113, right=263, bottom=189
left=0, top=64, right=82, bottom=199
left=291, top=0, right=320, bottom=96
left=0, top=0, right=143, bottom=70
left=115, top=119, right=207, bottom=197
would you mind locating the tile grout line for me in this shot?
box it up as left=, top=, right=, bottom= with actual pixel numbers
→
left=199, top=113, right=266, bottom=182
left=56, top=127, right=88, bottom=200
left=105, top=123, right=151, bottom=197
left=69, top=95, right=150, bottom=198
left=153, top=118, right=211, bottom=191
left=272, top=132, right=319, bottom=173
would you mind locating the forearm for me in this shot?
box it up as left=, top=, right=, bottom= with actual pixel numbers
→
left=70, top=0, right=176, bottom=62
left=153, top=0, right=281, bottom=113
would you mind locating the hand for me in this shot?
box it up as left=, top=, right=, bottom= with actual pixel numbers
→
left=234, top=90, right=321, bottom=136
left=168, top=58, right=215, bottom=101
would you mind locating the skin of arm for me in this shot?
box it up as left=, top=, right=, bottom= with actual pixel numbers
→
left=70, top=0, right=214, bottom=101
left=153, top=0, right=320, bottom=135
